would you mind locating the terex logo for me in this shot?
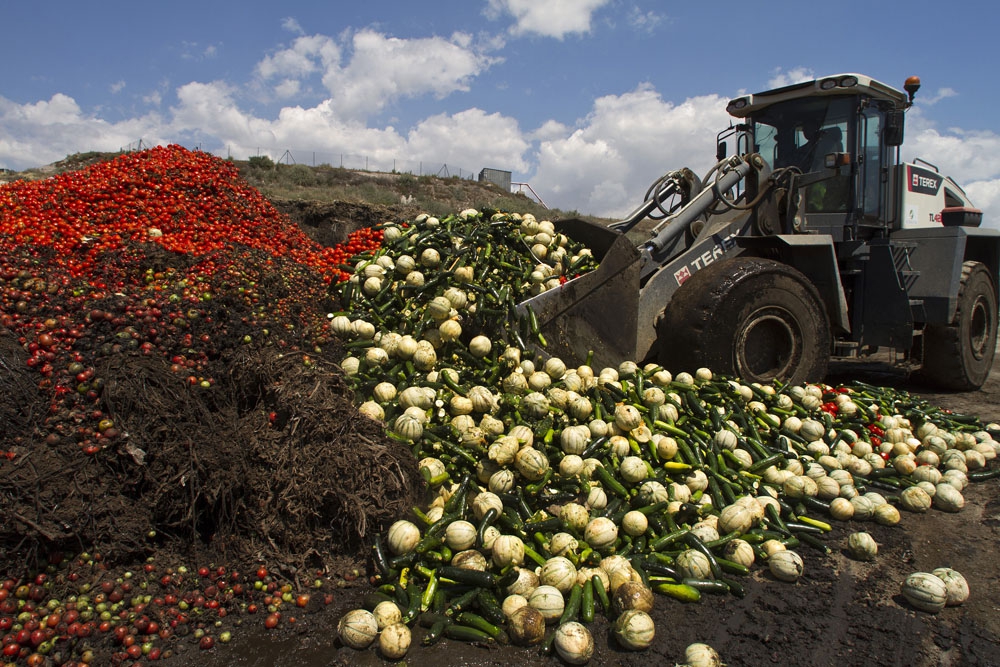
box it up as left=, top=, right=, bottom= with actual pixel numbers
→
left=674, top=231, right=739, bottom=286
left=907, top=165, right=942, bottom=196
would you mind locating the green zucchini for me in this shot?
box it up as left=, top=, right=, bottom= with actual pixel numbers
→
left=653, top=582, right=702, bottom=602
left=437, top=566, right=496, bottom=588
left=457, top=612, right=501, bottom=638
left=591, top=574, right=610, bottom=613
left=558, top=583, right=582, bottom=625
left=581, top=578, right=595, bottom=623
left=444, top=623, right=495, bottom=643
left=681, top=577, right=730, bottom=595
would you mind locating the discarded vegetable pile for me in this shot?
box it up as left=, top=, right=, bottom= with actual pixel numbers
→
left=0, top=147, right=423, bottom=664
left=0, top=147, right=997, bottom=666
left=329, top=211, right=1000, bottom=661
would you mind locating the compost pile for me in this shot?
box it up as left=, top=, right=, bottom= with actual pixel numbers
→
left=0, top=145, right=421, bottom=576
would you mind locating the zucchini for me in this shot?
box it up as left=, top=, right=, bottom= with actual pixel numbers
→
left=423, top=619, right=451, bottom=646
left=437, top=566, right=496, bottom=588
left=715, top=557, right=750, bottom=577
left=372, top=534, right=392, bottom=575
left=650, top=527, right=690, bottom=552
left=420, top=570, right=438, bottom=612
left=794, top=531, right=832, bottom=555
left=681, top=577, right=730, bottom=595
left=581, top=578, right=595, bottom=623
left=477, top=507, right=498, bottom=549
left=418, top=611, right=450, bottom=628
left=362, top=591, right=395, bottom=610
left=682, top=531, right=723, bottom=580
left=444, top=623, right=495, bottom=643
left=594, top=463, right=629, bottom=499
left=445, top=587, right=482, bottom=616
left=968, top=468, right=1000, bottom=481
left=457, top=612, right=501, bottom=639
left=401, top=581, right=423, bottom=624
left=476, top=589, right=505, bottom=626
left=719, top=576, right=746, bottom=598
left=591, top=574, right=610, bottom=613
left=653, top=582, right=702, bottom=603
left=558, top=583, right=582, bottom=625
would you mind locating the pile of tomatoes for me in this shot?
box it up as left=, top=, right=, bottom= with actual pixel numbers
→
left=0, top=147, right=386, bottom=664
left=0, top=145, right=382, bottom=458
left=0, top=145, right=369, bottom=283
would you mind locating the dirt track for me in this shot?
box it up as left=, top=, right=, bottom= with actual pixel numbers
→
left=196, top=356, right=1000, bottom=667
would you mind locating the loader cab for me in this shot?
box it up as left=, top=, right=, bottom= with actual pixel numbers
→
left=727, top=74, right=910, bottom=241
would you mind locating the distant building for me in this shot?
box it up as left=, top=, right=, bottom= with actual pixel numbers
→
left=478, top=168, right=511, bottom=192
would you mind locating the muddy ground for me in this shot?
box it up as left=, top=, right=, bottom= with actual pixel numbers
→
left=194, top=355, right=1000, bottom=667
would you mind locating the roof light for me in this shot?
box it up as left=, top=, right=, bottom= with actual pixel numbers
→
left=819, top=78, right=838, bottom=90
left=727, top=97, right=749, bottom=112
left=838, top=75, right=859, bottom=87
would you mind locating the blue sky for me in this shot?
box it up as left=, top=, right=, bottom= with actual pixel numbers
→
left=2, top=0, right=999, bottom=223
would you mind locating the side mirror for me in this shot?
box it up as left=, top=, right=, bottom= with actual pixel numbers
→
left=885, top=110, right=905, bottom=146
left=716, top=141, right=727, bottom=161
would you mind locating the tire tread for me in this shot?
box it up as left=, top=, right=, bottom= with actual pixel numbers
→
left=919, top=261, right=997, bottom=390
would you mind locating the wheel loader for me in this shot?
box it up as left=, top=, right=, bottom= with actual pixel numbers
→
left=517, top=73, right=999, bottom=389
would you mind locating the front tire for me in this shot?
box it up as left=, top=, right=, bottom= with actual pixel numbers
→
left=919, top=261, right=997, bottom=390
left=657, top=257, right=830, bottom=385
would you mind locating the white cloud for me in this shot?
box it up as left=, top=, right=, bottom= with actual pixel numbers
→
left=627, top=7, right=666, bottom=33
left=965, top=180, right=1000, bottom=228
left=321, top=30, right=497, bottom=120
left=530, top=84, right=730, bottom=216
left=407, top=108, right=530, bottom=172
left=0, top=94, right=164, bottom=169
left=180, top=41, right=220, bottom=61
left=531, top=119, right=570, bottom=142
left=255, top=34, right=340, bottom=81
left=486, top=0, right=611, bottom=39
left=918, top=87, right=958, bottom=106
left=904, top=110, right=1000, bottom=184
left=170, top=81, right=282, bottom=148
left=274, top=79, right=302, bottom=99
left=282, top=17, right=305, bottom=35
left=110, top=80, right=126, bottom=94
left=768, top=67, right=816, bottom=89
left=254, top=30, right=496, bottom=121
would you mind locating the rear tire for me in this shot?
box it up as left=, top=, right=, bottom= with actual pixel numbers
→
left=919, top=261, right=997, bottom=390
left=657, top=257, right=830, bottom=385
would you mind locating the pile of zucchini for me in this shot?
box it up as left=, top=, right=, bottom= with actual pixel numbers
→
left=329, top=210, right=1000, bottom=661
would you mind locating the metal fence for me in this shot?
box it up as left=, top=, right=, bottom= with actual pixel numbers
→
left=121, top=139, right=480, bottom=181
left=274, top=149, right=477, bottom=181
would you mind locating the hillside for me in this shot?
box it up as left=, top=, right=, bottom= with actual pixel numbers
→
left=0, top=150, right=604, bottom=246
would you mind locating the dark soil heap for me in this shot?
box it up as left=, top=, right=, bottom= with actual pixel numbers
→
left=0, top=146, right=420, bottom=577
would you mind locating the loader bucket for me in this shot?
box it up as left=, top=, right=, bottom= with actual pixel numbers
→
left=515, top=218, right=642, bottom=369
